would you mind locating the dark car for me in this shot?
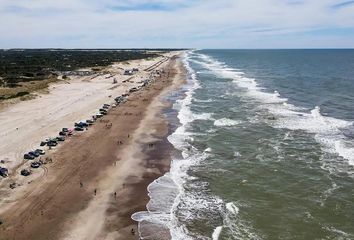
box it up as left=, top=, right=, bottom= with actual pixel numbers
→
left=47, top=140, right=58, bottom=147
left=59, top=131, right=66, bottom=136
left=129, top=87, right=138, bottom=93
left=75, top=127, right=84, bottom=131
left=40, top=141, right=47, bottom=146
left=75, top=122, right=88, bottom=128
left=114, top=96, right=123, bottom=103
left=28, top=151, right=40, bottom=158
left=31, top=162, right=41, bottom=168
left=20, top=169, right=31, bottom=176
left=0, top=167, right=8, bottom=177
left=99, top=109, right=107, bottom=115
left=62, top=128, right=69, bottom=132
left=35, top=149, right=45, bottom=155
left=56, top=136, right=65, bottom=141
left=24, top=153, right=35, bottom=160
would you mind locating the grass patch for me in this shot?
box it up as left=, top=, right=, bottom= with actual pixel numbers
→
left=0, top=77, right=59, bottom=101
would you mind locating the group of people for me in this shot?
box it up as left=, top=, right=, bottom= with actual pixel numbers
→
left=79, top=182, right=117, bottom=198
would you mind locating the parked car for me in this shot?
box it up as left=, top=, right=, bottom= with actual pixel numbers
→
left=0, top=167, right=8, bottom=177
left=114, top=96, right=123, bottom=103
left=35, top=149, right=45, bottom=155
left=59, top=131, right=67, bottom=136
left=129, top=87, right=138, bottom=93
left=40, top=141, right=47, bottom=146
left=47, top=140, right=58, bottom=147
left=75, top=127, right=84, bottom=131
left=99, top=109, right=107, bottom=115
left=24, top=153, right=35, bottom=160
left=56, top=136, right=65, bottom=141
left=62, top=128, right=69, bottom=132
left=75, top=122, right=88, bottom=127
left=20, top=169, right=31, bottom=176
left=31, top=162, right=41, bottom=168
left=28, top=151, right=40, bottom=158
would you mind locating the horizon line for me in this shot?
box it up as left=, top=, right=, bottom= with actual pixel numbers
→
left=1, top=48, right=354, bottom=51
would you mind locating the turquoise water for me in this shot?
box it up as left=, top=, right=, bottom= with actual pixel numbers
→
left=134, top=50, right=354, bottom=240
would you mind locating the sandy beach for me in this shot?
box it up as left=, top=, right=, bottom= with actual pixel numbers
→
left=0, top=52, right=186, bottom=240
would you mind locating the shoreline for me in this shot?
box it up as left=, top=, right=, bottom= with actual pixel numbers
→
left=0, top=51, right=176, bottom=204
left=0, top=53, right=187, bottom=239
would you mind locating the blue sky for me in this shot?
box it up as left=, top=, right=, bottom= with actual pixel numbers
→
left=0, top=0, right=354, bottom=48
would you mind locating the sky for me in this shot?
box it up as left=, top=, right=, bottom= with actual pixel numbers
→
left=0, top=0, right=354, bottom=49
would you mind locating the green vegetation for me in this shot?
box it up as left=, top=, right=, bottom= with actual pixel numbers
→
left=0, top=78, right=58, bottom=101
left=0, top=49, right=171, bottom=100
left=0, top=49, right=160, bottom=87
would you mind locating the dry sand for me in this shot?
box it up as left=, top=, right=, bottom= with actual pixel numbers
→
left=0, top=52, right=174, bottom=210
left=0, top=52, right=186, bottom=240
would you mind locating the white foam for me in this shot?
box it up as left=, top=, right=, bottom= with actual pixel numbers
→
left=194, top=98, right=214, bottom=103
left=214, top=118, right=242, bottom=127
left=132, top=51, right=215, bottom=240
left=320, top=181, right=339, bottom=207
left=205, top=147, right=212, bottom=152
left=226, top=202, right=239, bottom=215
left=234, top=151, right=242, bottom=157
left=195, top=112, right=214, bottom=121
left=212, top=226, right=223, bottom=240
left=334, top=140, right=354, bottom=165
left=167, top=52, right=262, bottom=240
left=219, top=201, right=261, bottom=239
left=195, top=52, right=354, bottom=167
left=323, top=226, right=352, bottom=238
left=275, top=106, right=354, bottom=164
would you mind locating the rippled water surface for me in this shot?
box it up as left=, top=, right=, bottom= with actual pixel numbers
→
left=135, top=50, right=354, bottom=240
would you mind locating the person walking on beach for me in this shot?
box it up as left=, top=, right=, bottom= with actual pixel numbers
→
left=80, top=182, right=83, bottom=188
left=94, top=189, right=97, bottom=196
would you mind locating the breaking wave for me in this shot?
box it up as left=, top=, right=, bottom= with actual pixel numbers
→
left=214, top=118, right=242, bottom=127
left=132, top=52, right=220, bottom=240
left=192, top=53, right=354, bottom=167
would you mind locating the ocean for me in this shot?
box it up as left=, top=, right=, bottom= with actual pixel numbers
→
left=133, top=49, right=354, bottom=240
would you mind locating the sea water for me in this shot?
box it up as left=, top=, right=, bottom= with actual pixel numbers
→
left=133, top=50, right=354, bottom=240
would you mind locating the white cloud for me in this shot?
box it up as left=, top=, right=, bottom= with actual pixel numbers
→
left=0, top=0, right=353, bottom=48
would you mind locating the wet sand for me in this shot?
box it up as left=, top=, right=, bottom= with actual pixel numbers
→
left=0, top=55, right=186, bottom=240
